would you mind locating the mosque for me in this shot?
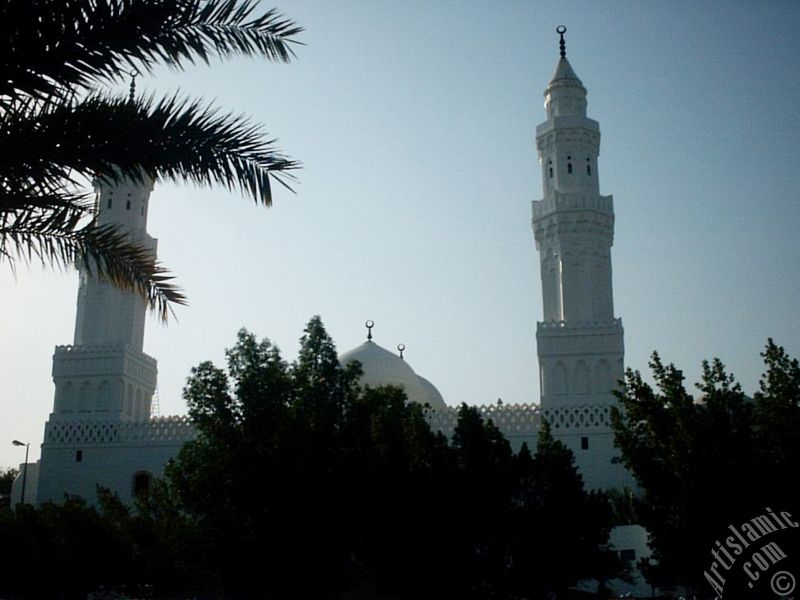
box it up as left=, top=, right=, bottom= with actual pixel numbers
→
left=13, top=29, right=651, bottom=594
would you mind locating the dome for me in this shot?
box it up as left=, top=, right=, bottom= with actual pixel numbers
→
left=339, top=341, right=448, bottom=412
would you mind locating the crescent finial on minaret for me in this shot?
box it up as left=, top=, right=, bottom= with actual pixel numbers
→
left=557, top=26, right=567, bottom=58
left=128, top=69, right=139, bottom=103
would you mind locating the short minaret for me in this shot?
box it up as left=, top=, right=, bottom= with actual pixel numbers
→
left=532, top=28, right=626, bottom=489
left=49, top=173, right=158, bottom=422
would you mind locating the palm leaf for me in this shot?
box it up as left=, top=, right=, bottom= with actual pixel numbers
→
left=0, top=0, right=303, bottom=318
left=0, top=92, right=298, bottom=206
left=0, top=0, right=303, bottom=103
left=1, top=204, right=187, bottom=321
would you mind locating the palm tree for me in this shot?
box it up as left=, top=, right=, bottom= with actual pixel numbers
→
left=0, top=0, right=302, bottom=320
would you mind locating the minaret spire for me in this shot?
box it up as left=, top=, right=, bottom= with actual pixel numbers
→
left=557, top=25, right=567, bottom=58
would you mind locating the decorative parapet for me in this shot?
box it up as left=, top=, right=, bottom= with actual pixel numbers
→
left=54, top=343, right=157, bottom=366
left=44, top=416, right=196, bottom=445
left=52, top=343, right=158, bottom=389
left=537, top=318, right=623, bottom=332
left=42, top=403, right=613, bottom=446
left=427, top=402, right=613, bottom=436
left=535, top=124, right=599, bottom=153
left=541, top=404, right=612, bottom=431
left=532, top=191, right=613, bottom=221
left=426, top=403, right=542, bottom=438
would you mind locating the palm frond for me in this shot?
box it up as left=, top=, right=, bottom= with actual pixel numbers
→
left=0, top=0, right=303, bottom=103
left=0, top=0, right=303, bottom=318
left=0, top=92, right=298, bottom=205
left=1, top=205, right=186, bottom=321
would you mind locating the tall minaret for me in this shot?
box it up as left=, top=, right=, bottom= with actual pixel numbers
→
left=49, top=173, right=158, bottom=422
left=532, top=28, right=626, bottom=488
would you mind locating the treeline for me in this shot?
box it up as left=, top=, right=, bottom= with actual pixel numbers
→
left=0, top=317, right=622, bottom=600
left=611, top=339, right=800, bottom=597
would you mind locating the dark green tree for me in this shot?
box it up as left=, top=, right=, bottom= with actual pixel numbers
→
left=752, top=338, right=800, bottom=506
left=152, top=317, right=623, bottom=599
left=611, top=342, right=800, bottom=596
left=0, top=494, right=140, bottom=599
left=1, top=0, right=302, bottom=318
left=507, top=422, right=619, bottom=599
left=0, top=467, right=17, bottom=509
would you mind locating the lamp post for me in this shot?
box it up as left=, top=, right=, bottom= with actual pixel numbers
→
left=12, top=440, right=29, bottom=504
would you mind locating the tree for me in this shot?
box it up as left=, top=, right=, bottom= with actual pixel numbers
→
left=166, top=318, right=459, bottom=598
left=0, top=0, right=302, bottom=319
left=0, top=494, right=138, bottom=599
left=0, top=319, right=623, bottom=598
left=160, top=318, right=622, bottom=599
left=507, top=423, right=621, bottom=599
left=0, top=467, right=18, bottom=509
left=611, top=341, right=800, bottom=596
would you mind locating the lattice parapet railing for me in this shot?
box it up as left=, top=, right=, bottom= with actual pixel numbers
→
left=43, top=402, right=612, bottom=446
left=44, top=416, right=196, bottom=445
left=426, top=403, right=542, bottom=438
left=540, top=404, right=612, bottom=431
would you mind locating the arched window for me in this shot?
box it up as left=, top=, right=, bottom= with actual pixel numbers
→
left=78, top=381, right=93, bottom=412
left=575, top=360, right=590, bottom=394
left=96, top=380, right=110, bottom=412
left=60, top=382, right=75, bottom=413
left=587, top=158, right=592, bottom=175
left=107, top=197, right=112, bottom=209
left=125, top=384, right=133, bottom=416
left=548, top=159, right=553, bottom=178
left=596, top=359, right=613, bottom=393
left=132, top=471, right=152, bottom=496
left=134, top=388, right=143, bottom=420
left=126, top=200, right=131, bottom=210
left=553, top=362, right=568, bottom=395
left=567, top=162, right=573, bottom=174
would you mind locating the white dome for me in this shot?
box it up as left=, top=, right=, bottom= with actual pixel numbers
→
left=339, top=341, right=447, bottom=412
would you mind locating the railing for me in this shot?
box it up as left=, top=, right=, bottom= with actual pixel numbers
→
left=43, top=402, right=614, bottom=445
left=44, top=416, right=196, bottom=445
left=532, top=191, right=613, bottom=219
left=54, top=344, right=157, bottom=364
left=537, top=318, right=622, bottom=331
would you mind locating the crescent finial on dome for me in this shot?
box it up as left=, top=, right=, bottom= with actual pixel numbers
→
left=365, top=319, right=374, bottom=341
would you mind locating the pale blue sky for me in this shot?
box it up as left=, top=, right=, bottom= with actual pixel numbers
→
left=2, top=1, right=799, bottom=469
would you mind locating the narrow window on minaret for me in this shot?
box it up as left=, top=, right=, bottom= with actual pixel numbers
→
left=587, top=158, right=592, bottom=175
left=581, top=436, right=589, bottom=450
left=107, top=198, right=112, bottom=209
left=567, top=163, right=573, bottom=174
left=126, top=200, right=131, bottom=210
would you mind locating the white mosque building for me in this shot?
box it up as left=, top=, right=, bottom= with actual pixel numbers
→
left=13, top=28, right=650, bottom=591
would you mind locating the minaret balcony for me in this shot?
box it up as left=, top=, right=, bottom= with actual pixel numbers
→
left=537, top=317, right=622, bottom=332
left=52, top=344, right=157, bottom=388
left=532, top=191, right=613, bottom=221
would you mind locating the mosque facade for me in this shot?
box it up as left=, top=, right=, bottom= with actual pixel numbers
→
left=13, top=31, right=641, bottom=568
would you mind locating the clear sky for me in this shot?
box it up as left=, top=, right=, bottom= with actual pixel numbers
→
left=2, top=1, right=799, bottom=470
